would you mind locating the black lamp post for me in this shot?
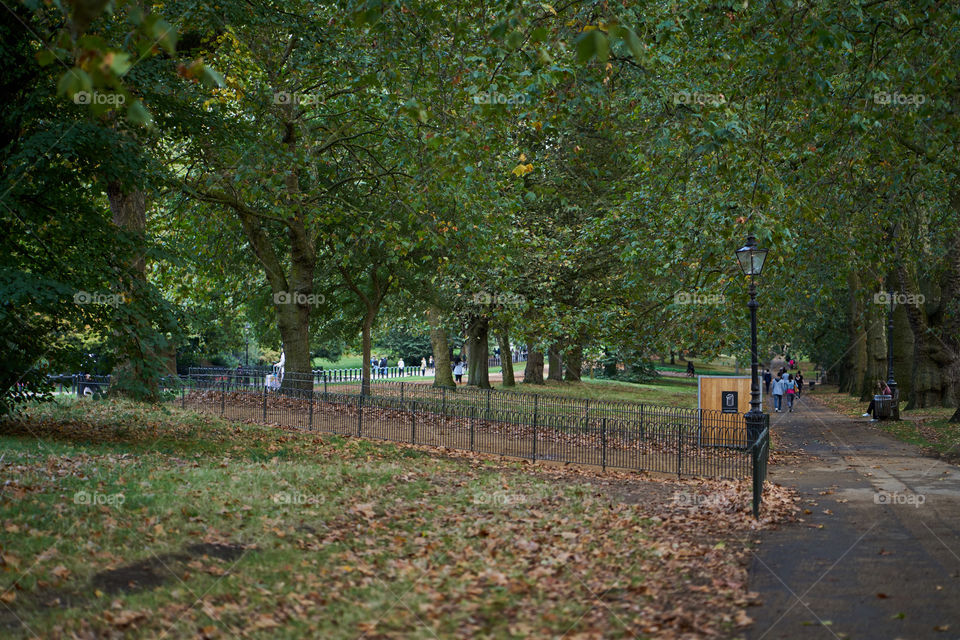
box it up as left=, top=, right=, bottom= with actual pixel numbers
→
left=885, top=290, right=899, bottom=419
left=735, top=235, right=769, bottom=446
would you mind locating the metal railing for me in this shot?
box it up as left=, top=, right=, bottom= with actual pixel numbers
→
left=751, top=422, right=770, bottom=517
left=171, top=372, right=758, bottom=480
left=50, top=371, right=772, bottom=513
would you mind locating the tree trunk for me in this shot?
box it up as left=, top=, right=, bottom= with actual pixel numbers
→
left=360, top=309, right=375, bottom=396
left=428, top=305, right=455, bottom=388
left=564, top=343, right=583, bottom=382
left=523, top=346, right=545, bottom=385
left=496, top=326, right=515, bottom=387
left=547, top=343, right=563, bottom=382
left=465, top=315, right=491, bottom=388
left=845, top=272, right=867, bottom=396
left=275, top=298, right=312, bottom=391
left=898, top=264, right=946, bottom=409
left=107, top=183, right=161, bottom=399
left=892, top=298, right=914, bottom=401
left=860, top=299, right=887, bottom=401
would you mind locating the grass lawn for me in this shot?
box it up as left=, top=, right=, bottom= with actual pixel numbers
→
left=0, top=398, right=793, bottom=638
left=492, top=377, right=699, bottom=409
left=809, top=385, right=960, bottom=458
left=311, top=354, right=367, bottom=369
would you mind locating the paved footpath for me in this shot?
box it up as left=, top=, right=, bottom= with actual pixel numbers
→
left=748, top=393, right=960, bottom=639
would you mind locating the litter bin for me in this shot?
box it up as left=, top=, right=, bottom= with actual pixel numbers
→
left=77, top=378, right=105, bottom=397
left=873, top=394, right=893, bottom=419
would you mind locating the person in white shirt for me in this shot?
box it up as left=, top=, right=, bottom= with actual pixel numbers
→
left=453, top=360, right=465, bottom=384
left=397, top=358, right=405, bottom=376
left=771, top=374, right=785, bottom=412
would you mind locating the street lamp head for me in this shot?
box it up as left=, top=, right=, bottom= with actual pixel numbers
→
left=735, top=234, right=768, bottom=276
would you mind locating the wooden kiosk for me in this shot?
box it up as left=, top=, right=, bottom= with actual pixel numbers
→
left=697, top=375, right=758, bottom=447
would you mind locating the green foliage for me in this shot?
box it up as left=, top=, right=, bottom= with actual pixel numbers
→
left=374, top=328, right=433, bottom=364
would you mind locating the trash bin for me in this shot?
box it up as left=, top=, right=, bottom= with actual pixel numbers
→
left=873, top=394, right=893, bottom=419
left=77, top=379, right=105, bottom=397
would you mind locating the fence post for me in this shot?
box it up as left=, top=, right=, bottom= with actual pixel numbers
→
left=220, top=379, right=225, bottom=416
left=676, top=418, right=682, bottom=478
left=262, top=383, right=267, bottom=422
left=357, top=393, right=363, bottom=437
left=411, top=401, right=416, bottom=444
left=400, top=381, right=405, bottom=405
left=531, top=394, right=539, bottom=460
left=752, top=438, right=760, bottom=518
left=601, top=417, right=607, bottom=471
left=470, top=406, right=475, bottom=451
left=308, top=389, right=314, bottom=431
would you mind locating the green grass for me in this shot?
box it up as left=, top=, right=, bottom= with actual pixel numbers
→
left=492, top=376, right=699, bottom=408
left=0, top=398, right=754, bottom=638
left=311, top=354, right=366, bottom=369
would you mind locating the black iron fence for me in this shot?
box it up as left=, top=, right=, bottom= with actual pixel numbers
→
left=751, top=426, right=770, bottom=517
left=169, top=372, right=763, bottom=481
left=52, top=371, right=772, bottom=513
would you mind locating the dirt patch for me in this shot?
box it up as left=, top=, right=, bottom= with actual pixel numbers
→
left=91, top=553, right=188, bottom=595
left=91, top=543, right=251, bottom=595
left=185, top=542, right=247, bottom=561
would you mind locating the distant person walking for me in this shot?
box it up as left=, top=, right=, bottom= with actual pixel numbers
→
left=686, top=360, right=695, bottom=377
left=762, top=368, right=772, bottom=394
left=397, top=357, right=405, bottom=376
left=428, top=355, right=434, bottom=375
left=783, top=373, right=797, bottom=412
left=796, top=370, right=804, bottom=396
left=379, top=356, right=387, bottom=377
left=453, top=359, right=465, bottom=385
left=420, top=357, right=427, bottom=376
left=771, top=373, right=785, bottom=412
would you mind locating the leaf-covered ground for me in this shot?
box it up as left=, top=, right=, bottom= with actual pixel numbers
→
left=0, top=399, right=796, bottom=639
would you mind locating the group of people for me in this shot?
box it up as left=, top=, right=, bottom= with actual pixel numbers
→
left=763, top=366, right=805, bottom=413
left=369, top=355, right=435, bottom=377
